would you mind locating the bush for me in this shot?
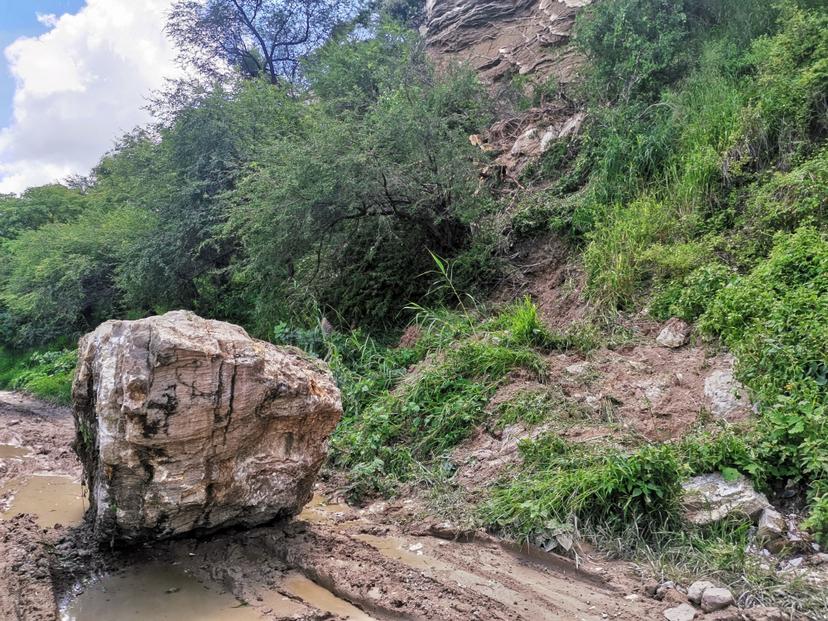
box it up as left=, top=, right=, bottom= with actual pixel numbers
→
left=0, top=349, right=77, bottom=405
left=650, top=263, right=736, bottom=321
left=700, top=227, right=828, bottom=536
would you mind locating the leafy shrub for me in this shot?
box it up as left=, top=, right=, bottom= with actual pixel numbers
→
left=650, top=263, right=736, bottom=321
left=700, top=227, right=828, bottom=535
left=574, top=0, right=691, bottom=103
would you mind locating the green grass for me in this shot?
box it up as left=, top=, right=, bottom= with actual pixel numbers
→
left=0, top=348, right=76, bottom=405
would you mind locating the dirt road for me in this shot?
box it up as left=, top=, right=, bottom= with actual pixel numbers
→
left=0, top=391, right=664, bottom=621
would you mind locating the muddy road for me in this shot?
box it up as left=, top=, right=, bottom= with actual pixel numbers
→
left=0, top=391, right=664, bottom=621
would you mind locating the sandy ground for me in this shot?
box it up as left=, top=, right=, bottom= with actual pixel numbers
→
left=0, top=390, right=678, bottom=621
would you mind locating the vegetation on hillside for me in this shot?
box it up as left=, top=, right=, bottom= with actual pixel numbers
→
left=1, top=0, right=827, bottom=612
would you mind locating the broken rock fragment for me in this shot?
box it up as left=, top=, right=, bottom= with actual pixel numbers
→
left=72, top=311, right=342, bottom=543
left=682, top=473, right=770, bottom=526
left=656, top=318, right=691, bottom=348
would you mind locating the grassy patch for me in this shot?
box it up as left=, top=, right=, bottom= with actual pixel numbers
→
left=0, top=348, right=76, bottom=405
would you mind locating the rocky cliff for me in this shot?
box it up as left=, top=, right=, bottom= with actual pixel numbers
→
left=425, top=0, right=592, bottom=85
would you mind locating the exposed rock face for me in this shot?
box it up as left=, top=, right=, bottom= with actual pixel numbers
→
left=425, top=0, right=592, bottom=84
left=682, top=473, right=770, bottom=526
left=72, top=311, right=342, bottom=543
left=425, top=1, right=593, bottom=177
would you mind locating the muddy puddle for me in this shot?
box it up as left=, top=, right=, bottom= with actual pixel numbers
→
left=298, top=493, right=354, bottom=525
left=280, top=572, right=376, bottom=620
left=60, top=564, right=261, bottom=621
left=1, top=474, right=85, bottom=527
left=0, top=443, right=31, bottom=459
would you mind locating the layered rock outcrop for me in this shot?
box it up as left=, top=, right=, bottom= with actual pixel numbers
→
left=425, top=0, right=592, bottom=84
left=425, top=1, right=593, bottom=177
left=72, top=311, right=342, bottom=542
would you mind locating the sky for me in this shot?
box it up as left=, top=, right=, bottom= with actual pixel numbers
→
left=0, top=0, right=180, bottom=193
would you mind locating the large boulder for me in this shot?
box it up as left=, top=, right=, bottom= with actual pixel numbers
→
left=72, top=311, right=342, bottom=543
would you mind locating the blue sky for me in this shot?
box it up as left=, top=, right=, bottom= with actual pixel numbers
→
left=0, top=0, right=85, bottom=125
left=0, top=0, right=178, bottom=193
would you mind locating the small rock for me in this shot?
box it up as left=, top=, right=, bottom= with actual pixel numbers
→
left=687, top=580, right=715, bottom=605
left=682, top=473, right=770, bottom=526
left=756, top=508, right=787, bottom=552
left=782, top=556, right=804, bottom=570
left=656, top=318, right=691, bottom=348
left=741, top=606, right=787, bottom=621
left=701, top=586, right=734, bottom=612
left=656, top=581, right=676, bottom=600
left=663, top=603, right=697, bottom=621
left=808, top=552, right=828, bottom=566
left=565, top=361, right=590, bottom=376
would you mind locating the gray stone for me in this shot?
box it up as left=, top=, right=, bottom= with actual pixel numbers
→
left=809, top=552, right=828, bottom=566
left=656, top=318, right=691, bottom=348
left=756, top=508, right=786, bottom=551
left=663, top=603, right=697, bottom=621
left=73, top=311, right=342, bottom=542
left=700, top=586, right=734, bottom=612
left=704, top=369, right=749, bottom=417
left=682, top=473, right=770, bottom=526
left=686, top=580, right=715, bottom=605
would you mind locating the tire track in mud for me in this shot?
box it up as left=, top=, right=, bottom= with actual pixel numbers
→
left=0, top=391, right=660, bottom=621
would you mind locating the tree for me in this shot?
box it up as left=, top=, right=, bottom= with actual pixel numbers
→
left=166, top=0, right=368, bottom=84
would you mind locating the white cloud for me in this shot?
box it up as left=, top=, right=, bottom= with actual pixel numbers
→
left=0, top=0, right=181, bottom=194
left=36, top=13, right=60, bottom=29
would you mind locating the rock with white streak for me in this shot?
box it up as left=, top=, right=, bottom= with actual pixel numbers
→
left=682, top=473, right=770, bottom=526
left=72, top=311, right=342, bottom=542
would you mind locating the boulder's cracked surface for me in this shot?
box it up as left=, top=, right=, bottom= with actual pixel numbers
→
left=72, top=311, right=342, bottom=542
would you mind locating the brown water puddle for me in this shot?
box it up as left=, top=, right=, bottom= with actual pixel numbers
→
left=354, top=534, right=434, bottom=570
left=1, top=474, right=85, bottom=527
left=281, top=572, right=376, bottom=620
left=298, top=493, right=354, bottom=525
left=0, top=443, right=30, bottom=459
left=60, top=564, right=262, bottom=621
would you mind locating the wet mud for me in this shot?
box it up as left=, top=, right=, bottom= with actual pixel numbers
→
left=0, top=391, right=665, bottom=621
